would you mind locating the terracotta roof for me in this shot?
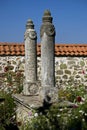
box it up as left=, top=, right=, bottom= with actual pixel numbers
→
left=0, top=42, right=25, bottom=56
left=55, top=44, right=87, bottom=56
left=0, top=42, right=87, bottom=56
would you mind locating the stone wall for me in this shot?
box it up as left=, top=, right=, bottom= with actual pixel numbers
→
left=55, top=57, right=87, bottom=88
left=0, top=56, right=25, bottom=73
left=0, top=56, right=87, bottom=92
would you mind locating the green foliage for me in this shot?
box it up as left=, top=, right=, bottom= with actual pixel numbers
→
left=0, top=91, right=16, bottom=130
left=3, top=65, right=24, bottom=94
left=20, top=84, right=87, bottom=130
left=58, top=84, right=86, bottom=102
left=58, top=84, right=87, bottom=129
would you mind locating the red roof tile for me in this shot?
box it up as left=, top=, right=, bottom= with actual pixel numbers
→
left=0, top=42, right=87, bottom=56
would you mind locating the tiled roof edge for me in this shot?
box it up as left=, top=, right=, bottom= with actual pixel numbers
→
left=0, top=42, right=87, bottom=56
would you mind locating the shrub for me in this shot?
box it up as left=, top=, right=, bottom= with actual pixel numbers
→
left=20, top=84, right=87, bottom=130
left=0, top=91, right=17, bottom=130
left=1, top=65, right=24, bottom=94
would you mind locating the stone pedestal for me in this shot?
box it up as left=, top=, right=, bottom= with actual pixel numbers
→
left=40, top=86, right=58, bottom=103
left=23, top=81, right=41, bottom=96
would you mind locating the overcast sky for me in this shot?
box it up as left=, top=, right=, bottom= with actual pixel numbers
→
left=0, top=0, right=87, bottom=43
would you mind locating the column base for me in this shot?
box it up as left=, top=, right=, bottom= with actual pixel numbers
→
left=40, top=86, right=58, bottom=104
left=23, top=81, right=41, bottom=96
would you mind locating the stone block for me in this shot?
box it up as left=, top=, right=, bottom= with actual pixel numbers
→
left=62, top=75, right=68, bottom=79
left=60, top=63, right=67, bottom=69
left=56, top=70, right=63, bottom=75
left=23, top=81, right=41, bottom=96
left=40, top=86, right=58, bottom=104
left=80, top=61, right=85, bottom=66
left=65, top=70, right=71, bottom=75
left=68, top=61, right=75, bottom=65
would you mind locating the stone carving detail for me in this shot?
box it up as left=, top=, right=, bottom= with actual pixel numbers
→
left=40, top=10, right=55, bottom=37
left=24, top=30, right=37, bottom=40
left=28, top=83, right=38, bottom=95
left=24, top=19, right=37, bottom=40
left=47, top=26, right=55, bottom=36
left=29, top=31, right=37, bottom=39
left=23, top=81, right=41, bottom=96
left=40, top=25, right=55, bottom=37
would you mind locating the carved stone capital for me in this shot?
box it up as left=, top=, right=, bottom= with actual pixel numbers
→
left=26, top=19, right=34, bottom=29
left=24, top=19, right=37, bottom=40
left=40, top=10, right=56, bottom=37
left=24, top=30, right=37, bottom=40
left=40, top=24, right=55, bottom=37
left=29, top=30, right=37, bottom=39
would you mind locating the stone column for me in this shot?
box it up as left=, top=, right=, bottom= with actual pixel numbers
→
left=40, top=10, right=58, bottom=103
left=23, top=19, right=38, bottom=95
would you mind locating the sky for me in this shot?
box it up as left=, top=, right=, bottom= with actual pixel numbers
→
left=0, top=0, right=87, bottom=44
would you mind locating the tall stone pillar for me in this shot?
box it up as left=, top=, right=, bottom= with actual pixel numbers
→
left=23, top=19, right=38, bottom=95
left=40, top=10, right=58, bottom=103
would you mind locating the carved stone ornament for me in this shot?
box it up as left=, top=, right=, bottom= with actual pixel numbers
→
left=24, top=30, right=37, bottom=40
left=28, top=83, right=39, bottom=95
left=40, top=10, right=56, bottom=37
left=40, top=24, right=55, bottom=37
left=29, top=31, right=37, bottom=39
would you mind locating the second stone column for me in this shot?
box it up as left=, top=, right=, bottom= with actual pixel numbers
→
left=40, top=10, right=58, bottom=103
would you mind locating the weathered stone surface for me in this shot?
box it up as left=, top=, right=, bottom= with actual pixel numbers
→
left=40, top=10, right=58, bottom=103
left=68, top=61, right=75, bottom=65
left=67, top=57, right=73, bottom=60
left=65, top=70, right=71, bottom=75
left=75, top=75, right=81, bottom=78
left=84, top=75, right=87, bottom=78
left=40, top=11, right=55, bottom=87
left=0, top=66, right=2, bottom=70
left=73, top=71, right=77, bottom=75
left=56, top=70, right=63, bottom=75
left=40, top=10, right=55, bottom=37
left=62, top=75, right=68, bottom=79
left=60, top=63, right=67, bottom=69
left=13, top=94, right=43, bottom=109
left=40, top=10, right=55, bottom=89
left=80, top=61, right=85, bottom=66
left=69, top=76, right=74, bottom=80
left=0, top=53, right=87, bottom=93
left=56, top=76, right=61, bottom=79
left=24, top=19, right=37, bottom=83
left=40, top=87, right=58, bottom=103
left=55, top=61, right=59, bottom=65
left=74, top=65, right=80, bottom=70
left=23, top=81, right=41, bottom=95
left=23, top=19, right=38, bottom=96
